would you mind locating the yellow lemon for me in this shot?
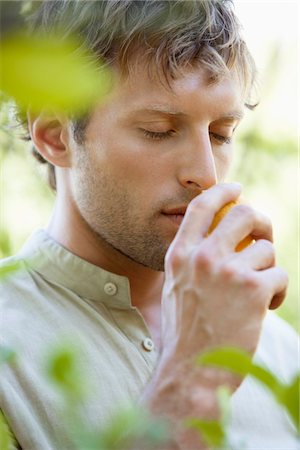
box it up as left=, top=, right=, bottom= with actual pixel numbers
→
left=208, top=201, right=254, bottom=252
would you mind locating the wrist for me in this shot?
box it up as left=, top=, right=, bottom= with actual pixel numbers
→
left=144, top=360, right=221, bottom=420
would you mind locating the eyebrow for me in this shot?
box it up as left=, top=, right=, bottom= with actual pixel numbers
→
left=130, top=105, right=187, bottom=117
left=130, top=105, right=244, bottom=121
left=216, top=111, right=245, bottom=121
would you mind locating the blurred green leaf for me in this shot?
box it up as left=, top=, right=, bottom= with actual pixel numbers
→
left=186, top=417, right=225, bottom=448
left=279, top=374, right=300, bottom=432
left=81, top=407, right=169, bottom=450
left=0, top=235, right=12, bottom=260
left=197, top=347, right=280, bottom=391
left=45, top=341, right=170, bottom=450
left=0, top=411, right=16, bottom=450
left=217, top=386, right=231, bottom=425
left=0, top=260, right=23, bottom=279
left=186, top=387, right=230, bottom=449
left=0, top=32, right=113, bottom=115
left=45, top=342, right=87, bottom=401
left=196, top=347, right=299, bottom=433
left=0, top=345, right=16, bottom=366
left=238, top=131, right=297, bottom=157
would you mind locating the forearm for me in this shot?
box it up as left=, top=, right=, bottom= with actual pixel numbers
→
left=141, top=387, right=214, bottom=450
left=138, top=359, right=228, bottom=450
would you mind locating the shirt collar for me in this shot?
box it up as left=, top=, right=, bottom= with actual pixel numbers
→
left=18, top=229, right=133, bottom=309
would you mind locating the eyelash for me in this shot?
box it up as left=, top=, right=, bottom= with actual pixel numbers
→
left=141, top=129, right=175, bottom=140
left=141, top=129, right=232, bottom=145
left=210, top=133, right=232, bottom=145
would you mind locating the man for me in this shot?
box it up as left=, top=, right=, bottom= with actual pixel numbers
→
left=0, top=1, right=298, bottom=449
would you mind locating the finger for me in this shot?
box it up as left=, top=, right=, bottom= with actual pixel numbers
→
left=257, top=266, right=289, bottom=310
left=175, top=182, right=242, bottom=247
left=232, top=239, right=275, bottom=270
left=208, top=204, right=273, bottom=253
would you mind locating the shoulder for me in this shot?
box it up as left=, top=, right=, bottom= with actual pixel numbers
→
left=255, top=311, right=299, bottom=383
left=0, top=254, right=39, bottom=333
left=0, top=254, right=33, bottom=296
left=0, top=255, right=27, bottom=293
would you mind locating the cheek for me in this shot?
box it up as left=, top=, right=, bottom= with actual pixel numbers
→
left=214, top=147, right=233, bottom=180
left=101, top=133, right=168, bottom=184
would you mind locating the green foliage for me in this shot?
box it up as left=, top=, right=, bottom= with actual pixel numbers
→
left=197, top=347, right=300, bottom=434
left=0, top=229, right=13, bottom=260
left=75, top=408, right=170, bottom=450
left=238, top=131, right=297, bottom=158
left=0, top=410, right=16, bottom=450
left=0, top=345, right=16, bottom=367
left=43, top=342, right=170, bottom=449
left=0, top=340, right=298, bottom=449
left=0, top=32, right=113, bottom=116
left=279, top=374, right=300, bottom=433
left=45, top=341, right=88, bottom=402
left=0, top=7, right=298, bottom=449
left=0, top=260, right=23, bottom=280
left=186, top=387, right=231, bottom=449
left=0, top=347, right=17, bottom=450
left=187, top=418, right=225, bottom=448
left=188, top=346, right=300, bottom=446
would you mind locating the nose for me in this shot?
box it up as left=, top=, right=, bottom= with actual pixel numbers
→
left=177, top=129, right=217, bottom=191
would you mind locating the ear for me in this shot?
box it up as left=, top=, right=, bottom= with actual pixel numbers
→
left=27, top=111, right=72, bottom=168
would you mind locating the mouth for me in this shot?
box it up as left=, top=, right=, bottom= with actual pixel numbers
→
left=161, top=206, right=187, bottom=227
left=162, top=214, right=185, bottom=226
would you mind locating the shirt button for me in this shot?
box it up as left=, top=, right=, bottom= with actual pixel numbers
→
left=104, top=282, right=118, bottom=296
left=142, top=338, right=154, bottom=352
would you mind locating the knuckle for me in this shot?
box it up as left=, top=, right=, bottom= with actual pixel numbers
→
left=243, top=273, right=264, bottom=293
left=188, top=196, right=210, bottom=215
left=258, top=239, right=275, bottom=255
left=193, top=249, right=214, bottom=272
left=234, top=204, right=254, bottom=220
left=264, top=214, right=272, bottom=230
left=260, top=214, right=273, bottom=237
left=165, top=245, right=186, bottom=270
left=219, top=261, right=238, bottom=280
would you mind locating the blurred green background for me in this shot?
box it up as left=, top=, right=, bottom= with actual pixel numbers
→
left=0, top=1, right=298, bottom=332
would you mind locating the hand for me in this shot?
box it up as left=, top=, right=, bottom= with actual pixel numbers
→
left=155, top=183, right=288, bottom=414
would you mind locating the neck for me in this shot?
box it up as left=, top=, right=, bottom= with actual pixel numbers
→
left=46, top=195, right=165, bottom=311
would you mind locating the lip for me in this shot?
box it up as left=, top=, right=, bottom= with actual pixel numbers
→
left=162, top=213, right=185, bottom=226
left=161, top=206, right=187, bottom=227
left=162, top=206, right=187, bottom=215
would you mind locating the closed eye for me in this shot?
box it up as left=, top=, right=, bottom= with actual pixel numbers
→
left=140, top=129, right=176, bottom=140
left=140, top=129, right=232, bottom=144
left=210, top=132, right=232, bottom=145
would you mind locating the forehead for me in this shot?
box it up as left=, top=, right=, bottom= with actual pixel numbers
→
left=105, top=64, right=245, bottom=121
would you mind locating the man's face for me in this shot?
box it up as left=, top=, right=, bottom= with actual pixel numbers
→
left=68, top=65, right=244, bottom=271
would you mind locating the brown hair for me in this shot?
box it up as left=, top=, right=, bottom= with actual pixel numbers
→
left=23, top=0, right=256, bottom=191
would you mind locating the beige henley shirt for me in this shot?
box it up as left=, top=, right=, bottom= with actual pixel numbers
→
left=0, top=230, right=299, bottom=450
